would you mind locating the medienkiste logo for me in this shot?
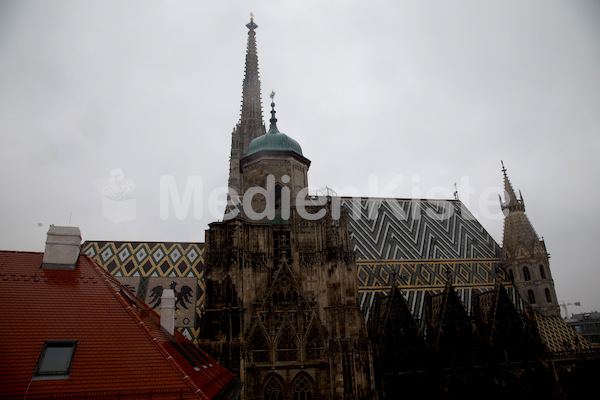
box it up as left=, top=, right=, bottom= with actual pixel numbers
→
left=94, top=168, right=136, bottom=223
left=95, top=171, right=505, bottom=223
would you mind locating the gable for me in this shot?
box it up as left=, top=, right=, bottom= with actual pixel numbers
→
left=426, top=284, right=482, bottom=353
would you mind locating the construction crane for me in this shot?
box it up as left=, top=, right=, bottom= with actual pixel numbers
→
left=560, top=301, right=581, bottom=319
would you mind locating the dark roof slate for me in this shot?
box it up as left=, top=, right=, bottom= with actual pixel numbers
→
left=340, top=197, right=501, bottom=260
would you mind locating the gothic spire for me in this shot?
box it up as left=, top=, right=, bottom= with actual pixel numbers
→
left=499, top=161, right=525, bottom=213
left=227, top=15, right=267, bottom=198
left=499, top=162, right=539, bottom=253
left=240, top=14, right=264, bottom=124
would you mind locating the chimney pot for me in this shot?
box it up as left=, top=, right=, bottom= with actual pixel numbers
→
left=42, top=226, right=82, bottom=269
left=160, top=289, right=176, bottom=335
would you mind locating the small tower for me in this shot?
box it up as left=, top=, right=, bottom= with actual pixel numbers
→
left=499, top=162, right=560, bottom=316
left=239, top=94, right=311, bottom=224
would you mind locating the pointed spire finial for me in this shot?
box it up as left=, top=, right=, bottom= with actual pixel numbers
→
left=246, top=13, right=257, bottom=31
left=500, top=161, right=525, bottom=214
left=268, top=90, right=280, bottom=134
left=239, top=16, right=262, bottom=123
left=226, top=16, right=266, bottom=202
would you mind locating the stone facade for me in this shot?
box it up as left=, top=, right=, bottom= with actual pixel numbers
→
left=201, top=202, right=374, bottom=399
left=199, top=20, right=375, bottom=396
left=239, top=151, right=310, bottom=224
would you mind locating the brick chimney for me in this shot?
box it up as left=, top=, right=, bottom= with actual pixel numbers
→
left=160, top=289, right=175, bottom=335
left=41, top=225, right=82, bottom=270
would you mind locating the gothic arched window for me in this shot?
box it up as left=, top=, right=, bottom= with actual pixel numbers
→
left=274, top=184, right=282, bottom=219
left=271, top=276, right=299, bottom=306
left=545, top=288, right=552, bottom=302
left=249, top=326, right=270, bottom=364
left=274, top=184, right=283, bottom=207
left=508, top=269, right=514, bottom=282
left=276, top=324, right=298, bottom=362
left=305, top=324, right=324, bottom=361
left=263, top=376, right=284, bottom=400
left=528, top=289, right=536, bottom=304
left=539, top=265, right=547, bottom=279
left=523, top=266, right=531, bottom=281
left=292, top=375, right=313, bottom=400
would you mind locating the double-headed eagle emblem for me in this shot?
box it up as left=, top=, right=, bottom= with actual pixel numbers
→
left=148, top=281, right=193, bottom=310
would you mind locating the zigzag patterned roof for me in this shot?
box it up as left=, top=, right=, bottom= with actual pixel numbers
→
left=339, top=197, right=501, bottom=260
left=83, top=199, right=505, bottom=328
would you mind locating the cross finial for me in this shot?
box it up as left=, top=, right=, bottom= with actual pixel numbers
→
left=246, top=14, right=257, bottom=31
left=268, top=90, right=279, bottom=132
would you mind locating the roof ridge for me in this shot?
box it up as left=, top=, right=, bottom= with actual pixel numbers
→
left=82, top=241, right=204, bottom=245
left=338, top=196, right=463, bottom=203
left=0, top=249, right=43, bottom=255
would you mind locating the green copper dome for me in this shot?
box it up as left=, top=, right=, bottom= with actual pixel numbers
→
left=246, top=99, right=303, bottom=157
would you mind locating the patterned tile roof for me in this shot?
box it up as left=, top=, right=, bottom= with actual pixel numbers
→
left=532, top=312, right=595, bottom=356
left=476, top=289, right=495, bottom=326
left=0, top=250, right=233, bottom=399
left=340, top=197, right=501, bottom=260
left=82, top=241, right=204, bottom=278
left=82, top=241, right=205, bottom=341
left=340, top=197, right=509, bottom=320
left=82, top=199, right=508, bottom=332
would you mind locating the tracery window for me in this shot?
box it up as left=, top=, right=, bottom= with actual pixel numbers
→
left=528, top=289, right=536, bottom=304
left=263, top=376, right=284, bottom=400
left=275, top=184, right=282, bottom=208
left=271, top=276, right=299, bottom=306
left=545, top=288, right=552, bottom=302
left=305, top=324, right=324, bottom=361
left=539, top=265, right=547, bottom=279
left=292, top=375, right=313, bottom=400
left=276, top=324, right=298, bottom=362
left=249, top=326, right=270, bottom=363
left=273, top=184, right=286, bottom=224
left=523, top=266, right=531, bottom=281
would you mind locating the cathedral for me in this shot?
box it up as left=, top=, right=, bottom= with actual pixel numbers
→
left=82, top=17, right=599, bottom=399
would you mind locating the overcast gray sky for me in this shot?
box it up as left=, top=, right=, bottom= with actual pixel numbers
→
left=1, top=0, right=599, bottom=315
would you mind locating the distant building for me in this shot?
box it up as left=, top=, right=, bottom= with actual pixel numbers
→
left=0, top=226, right=237, bottom=400
left=567, top=312, right=600, bottom=344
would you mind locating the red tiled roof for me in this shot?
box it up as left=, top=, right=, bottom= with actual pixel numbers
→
left=0, top=250, right=233, bottom=399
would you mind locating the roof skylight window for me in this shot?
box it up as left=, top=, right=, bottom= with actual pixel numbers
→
left=34, top=340, right=77, bottom=379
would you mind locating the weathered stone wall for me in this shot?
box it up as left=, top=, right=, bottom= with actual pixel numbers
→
left=201, top=201, right=375, bottom=399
